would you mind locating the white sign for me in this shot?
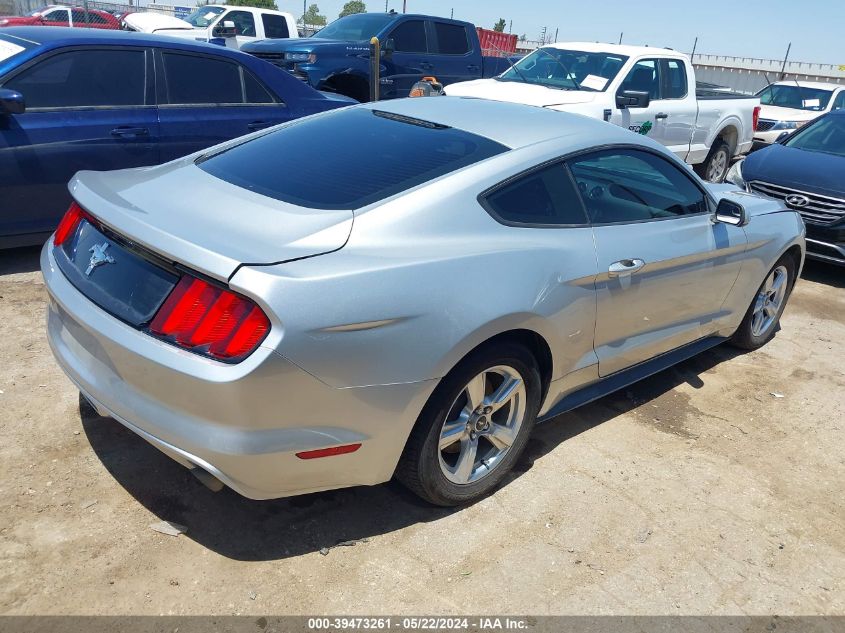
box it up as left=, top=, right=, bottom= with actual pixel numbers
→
left=0, top=40, right=25, bottom=63
left=802, top=99, right=821, bottom=109
left=580, top=74, right=608, bottom=91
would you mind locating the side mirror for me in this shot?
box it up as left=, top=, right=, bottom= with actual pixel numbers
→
left=775, top=131, right=791, bottom=144
left=382, top=37, right=395, bottom=57
left=615, top=90, right=650, bottom=109
left=714, top=198, right=748, bottom=227
left=212, top=20, right=236, bottom=37
left=0, top=89, right=25, bottom=115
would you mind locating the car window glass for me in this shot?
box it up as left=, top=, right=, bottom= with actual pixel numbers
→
left=43, top=9, right=68, bottom=23
left=434, top=22, right=469, bottom=55
left=3, top=49, right=145, bottom=108
left=485, top=163, right=587, bottom=225
left=784, top=114, right=845, bottom=158
left=663, top=59, right=686, bottom=98
left=222, top=10, right=256, bottom=37
left=390, top=20, right=427, bottom=53
left=832, top=91, right=845, bottom=111
left=261, top=13, right=289, bottom=38
left=244, top=70, right=274, bottom=104
left=620, top=59, right=660, bottom=100
left=568, top=149, right=707, bottom=224
left=162, top=52, right=243, bottom=104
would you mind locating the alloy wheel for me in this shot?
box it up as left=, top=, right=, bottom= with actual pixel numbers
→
left=751, top=265, right=788, bottom=337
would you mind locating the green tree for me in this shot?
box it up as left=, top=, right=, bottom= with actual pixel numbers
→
left=339, top=1, right=366, bottom=18
left=302, top=3, right=326, bottom=25
left=225, top=0, right=278, bottom=8
left=493, top=18, right=506, bottom=32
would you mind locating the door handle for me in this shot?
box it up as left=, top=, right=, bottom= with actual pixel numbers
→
left=247, top=121, right=272, bottom=131
left=608, top=258, right=646, bottom=277
left=655, top=112, right=669, bottom=120
left=110, top=126, right=149, bottom=138
left=467, top=64, right=480, bottom=71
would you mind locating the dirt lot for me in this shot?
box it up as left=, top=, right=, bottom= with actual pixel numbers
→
left=0, top=246, right=842, bottom=616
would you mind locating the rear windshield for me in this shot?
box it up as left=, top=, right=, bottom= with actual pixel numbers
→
left=0, top=34, right=35, bottom=64
left=198, top=108, right=508, bottom=210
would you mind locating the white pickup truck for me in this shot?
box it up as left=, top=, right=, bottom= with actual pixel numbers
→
left=445, top=42, right=761, bottom=182
left=121, top=6, right=298, bottom=50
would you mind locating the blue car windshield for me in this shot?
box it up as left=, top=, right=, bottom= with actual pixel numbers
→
left=198, top=108, right=508, bottom=210
left=0, top=33, right=35, bottom=63
left=784, top=115, right=845, bottom=158
left=499, top=48, right=628, bottom=91
left=310, top=13, right=395, bottom=40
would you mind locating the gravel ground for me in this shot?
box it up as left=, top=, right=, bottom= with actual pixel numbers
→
left=0, top=246, right=842, bottom=615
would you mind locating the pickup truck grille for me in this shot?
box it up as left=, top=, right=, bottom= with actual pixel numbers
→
left=749, top=181, right=845, bottom=225
left=250, top=52, right=310, bottom=82
left=756, top=119, right=776, bottom=132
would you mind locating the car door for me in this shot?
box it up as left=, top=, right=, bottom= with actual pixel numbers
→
left=155, top=49, right=292, bottom=162
left=0, top=47, right=159, bottom=240
left=611, top=58, right=696, bottom=159
left=428, top=21, right=476, bottom=86
left=382, top=18, right=430, bottom=99
left=567, top=147, right=747, bottom=377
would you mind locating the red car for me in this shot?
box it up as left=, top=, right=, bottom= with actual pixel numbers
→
left=0, top=5, right=120, bottom=29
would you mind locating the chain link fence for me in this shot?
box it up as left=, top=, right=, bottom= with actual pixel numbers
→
left=4, top=0, right=183, bottom=18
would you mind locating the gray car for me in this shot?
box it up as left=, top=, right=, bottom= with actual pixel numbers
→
left=42, top=97, right=805, bottom=506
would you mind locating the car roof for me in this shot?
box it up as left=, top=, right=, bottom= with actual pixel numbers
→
left=769, top=80, right=843, bottom=90
left=358, top=96, right=647, bottom=150
left=0, top=25, right=248, bottom=56
left=544, top=41, right=686, bottom=59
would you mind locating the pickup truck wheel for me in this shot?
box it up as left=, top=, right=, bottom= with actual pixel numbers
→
left=395, top=343, right=541, bottom=506
left=696, top=140, right=731, bottom=183
left=730, top=254, right=796, bottom=350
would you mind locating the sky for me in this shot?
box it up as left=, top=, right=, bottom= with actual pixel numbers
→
left=272, top=0, right=845, bottom=65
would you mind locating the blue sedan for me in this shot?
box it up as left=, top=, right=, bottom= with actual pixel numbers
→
left=0, top=27, right=354, bottom=248
left=728, top=110, right=845, bottom=266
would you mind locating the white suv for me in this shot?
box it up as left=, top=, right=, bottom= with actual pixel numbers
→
left=754, top=81, right=845, bottom=147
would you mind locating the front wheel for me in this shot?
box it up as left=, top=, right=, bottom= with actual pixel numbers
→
left=730, top=255, right=796, bottom=350
left=695, top=140, right=731, bottom=183
left=396, top=343, right=541, bottom=506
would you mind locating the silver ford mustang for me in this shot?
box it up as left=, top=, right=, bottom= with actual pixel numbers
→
left=42, top=97, right=805, bottom=506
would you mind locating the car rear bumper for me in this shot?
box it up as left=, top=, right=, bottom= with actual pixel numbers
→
left=42, top=242, right=435, bottom=499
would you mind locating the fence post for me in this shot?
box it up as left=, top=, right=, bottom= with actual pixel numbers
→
left=369, top=37, right=380, bottom=102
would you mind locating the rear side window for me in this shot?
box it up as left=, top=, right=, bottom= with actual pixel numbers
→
left=162, top=52, right=242, bottom=104
left=484, top=163, right=587, bottom=226
left=198, top=108, right=508, bottom=209
left=3, top=49, right=145, bottom=108
left=434, top=22, right=469, bottom=55
left=72, top=9, right=107, bottom=24
left=261, top=13, right=289, bottom=38
left=390, top=20, right=427, bottom=53
left=662, top=59, right=687, bottom=99
left=244, top=71, right=274, bottom=103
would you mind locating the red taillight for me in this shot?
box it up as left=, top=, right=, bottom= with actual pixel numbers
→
left=54, top=202, right=89, bottom=246
left=296, top=444, right=362, bottom=460
left=150, top=275, right=270, bottom=361
left=753, top=106, right=761, bottom=132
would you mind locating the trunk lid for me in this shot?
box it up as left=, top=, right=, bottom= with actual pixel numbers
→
left=68, top=161, right=353, bottom=282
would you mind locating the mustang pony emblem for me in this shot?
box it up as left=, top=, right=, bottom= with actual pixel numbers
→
left=85, top=242, right=115, bottom=276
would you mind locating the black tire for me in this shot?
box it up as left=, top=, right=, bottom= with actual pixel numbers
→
left=730, top=254, right=797, bottom=350
left=695, top=140, right=731, bottom=183
left=395, top=342, right=541, bottom=506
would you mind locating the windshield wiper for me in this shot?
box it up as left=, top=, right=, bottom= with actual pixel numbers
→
left=537, top=48, right=582, bottom=91
left=486, top=41, right=530, bottom=85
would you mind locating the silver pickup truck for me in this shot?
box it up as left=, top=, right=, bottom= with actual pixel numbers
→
left=445, top=42, right=761, bottom=182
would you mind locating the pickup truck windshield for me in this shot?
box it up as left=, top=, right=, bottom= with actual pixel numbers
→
left=499, top=48, right=628, bottom=91
left=310, top=13, right=395, bottom=40
left=757, top=85, right=833, bottom=112
left=197, top=107, right=508, bottom=210
left=184, top=6, right=224, bottom=27
left=784, top=115, right=845, bottom=158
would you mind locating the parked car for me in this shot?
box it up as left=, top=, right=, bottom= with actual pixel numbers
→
left=753, top=81, right=845, bottom=148
left=0, top=4, right=120, bottom=29
left=41, top=97, right=804, bottom=505
left=240, top=12, right=515, bottom=102
left=121, top=6, right=298, bottom=49
left=728, top=110, right=845, bottom=266
left=0, top=27, right=354, bottom=248
left=443, top=42, right=761, bottom=183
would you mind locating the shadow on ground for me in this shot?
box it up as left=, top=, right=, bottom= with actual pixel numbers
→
left=0, top=245, right=42, bottom=276
left=801, top=260, right=843, bottom=288
left=82, top=344, right=742, bottom=562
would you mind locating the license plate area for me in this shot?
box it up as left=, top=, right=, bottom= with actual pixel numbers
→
left=54, top=219, right=179, bottom=327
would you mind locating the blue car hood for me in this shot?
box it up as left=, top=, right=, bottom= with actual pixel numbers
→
left=743, top=143, right=845, bottom=199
